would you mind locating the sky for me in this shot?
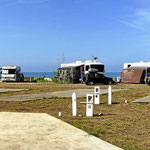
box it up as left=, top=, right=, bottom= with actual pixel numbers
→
left=0, top=0, right=150, bottom=72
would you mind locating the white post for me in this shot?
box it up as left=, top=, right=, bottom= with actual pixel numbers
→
left=72, top=92, right=77, bottom=116
left=58, top=112, right=61, bottom=117
left=94, top=86, right=100, bottom=104
left=108, top=86, right=112, bottom=105
left=86, top=94, right=93, bottom=117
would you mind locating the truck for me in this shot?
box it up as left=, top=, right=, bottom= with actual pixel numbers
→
left=1, top=65, right=24, bottom=82
left=84, top=69, right=114, bottom=85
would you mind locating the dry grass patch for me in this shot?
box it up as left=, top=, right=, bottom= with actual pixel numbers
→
left=0, top=87, right=150, bottom=149
left=0, top=83, right=150, bottom=149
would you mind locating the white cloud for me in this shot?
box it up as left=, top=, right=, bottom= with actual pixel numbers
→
left=121, top=8, right=150, bottom=30
left=120, top=8, right=150, bottom=46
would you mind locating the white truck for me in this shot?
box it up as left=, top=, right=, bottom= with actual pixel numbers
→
left=1, top=65, right=24, bottom=82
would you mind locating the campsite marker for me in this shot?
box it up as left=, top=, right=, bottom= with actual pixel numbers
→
left=72, top=92, right=77, bottom=116
left=58, top=112, right=62, bottom=117
left=108, top=86, right=112, bottom=105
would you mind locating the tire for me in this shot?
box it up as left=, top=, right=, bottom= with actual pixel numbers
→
left=20, top=74, right=24, bottom=82
left=106, top=80, right=112, bottom=85
left=147, top=79, right=150, bottom=85
left=88, top=81, right=94, bottom=85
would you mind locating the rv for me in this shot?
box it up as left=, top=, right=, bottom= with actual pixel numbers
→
left=57, top=59, right=113, bottom=85
left=121, top=61, right=150, bottom=84
left=1, top=65, right=24, bottom=82
left=124, top=61, right=150, bottom=69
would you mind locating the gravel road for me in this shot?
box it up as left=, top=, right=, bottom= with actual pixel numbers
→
left=0, top=89, right=124, bottom=101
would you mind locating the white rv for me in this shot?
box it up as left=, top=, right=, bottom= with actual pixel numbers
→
left=57, top=59, right=106, bottom=83
left=61, top=60, right=105, bottom=75
left=121, top=61, right=150, bottom=84
left=124, top=61, right=150, bottom=69
left=1, top=65, right=24, bottom=82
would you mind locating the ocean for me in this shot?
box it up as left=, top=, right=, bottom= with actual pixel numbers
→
left=23, top=72, right=121, bottom=78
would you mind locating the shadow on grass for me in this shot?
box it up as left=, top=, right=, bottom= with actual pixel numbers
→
left=93, top=113, right=116, bottom=117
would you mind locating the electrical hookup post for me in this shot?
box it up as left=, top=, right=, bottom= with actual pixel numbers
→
left=94, top=86, right=100, bottom=105
left=86, top=94, right=93, bottom=117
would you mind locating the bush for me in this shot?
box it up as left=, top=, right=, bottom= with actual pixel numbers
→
left=52, top=77, right=69, bottom=84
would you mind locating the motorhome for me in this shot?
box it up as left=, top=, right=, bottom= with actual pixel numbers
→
left=57, top=59, right=113, bottom=85
left=1, top=65, right=24, bottom=82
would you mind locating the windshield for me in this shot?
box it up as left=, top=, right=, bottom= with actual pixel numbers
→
left=86, top=65, right=89, bottom=71
left=2, top=69, right=16, bottom=74
left=91, top=65, right=104, bottom=72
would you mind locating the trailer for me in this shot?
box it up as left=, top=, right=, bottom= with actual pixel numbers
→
left=124, top=61, right=150, bottom=69
left=121, top=66, right=150, bottom=84
left=121, top=61, right=150, bottom=84
left=1, top=65, right=24, bottom=82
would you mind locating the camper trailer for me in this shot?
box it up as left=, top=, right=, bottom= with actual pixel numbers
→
left=124, top=61, right=150, bottom=69
left=121, top=61, right=150, bottom=84
left=57, top=59, right=113, bottom=85
left=1, top=65, right=24, bottom=82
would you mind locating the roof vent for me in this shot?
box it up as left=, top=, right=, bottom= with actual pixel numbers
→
left=140, top=61, right=144, bottom=63
left=76, top=61, right=82, bottom=64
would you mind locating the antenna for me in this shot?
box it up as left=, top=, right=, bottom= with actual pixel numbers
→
left=62, top=56, right=66, bottom=63
left=92, top=56, right=98, bottom=62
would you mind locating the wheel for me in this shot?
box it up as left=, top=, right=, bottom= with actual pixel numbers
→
left=85, top=82, right=88, bottom=85
left=20, top=74, right=24, bottom=82
left=88, top=81, right=94, bottom=85
left=147, top=79, right=150, bottom=85
left=106, top=80, right=112, bottom=85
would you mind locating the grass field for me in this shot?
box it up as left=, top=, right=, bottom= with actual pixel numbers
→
left=0, top=82, right=150, bottom=150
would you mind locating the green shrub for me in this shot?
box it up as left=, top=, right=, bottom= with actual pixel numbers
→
left=52, top=77, right=70, bottom=84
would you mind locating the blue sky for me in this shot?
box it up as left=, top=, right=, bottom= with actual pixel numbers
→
left=0, top=0, right=150, bottom=72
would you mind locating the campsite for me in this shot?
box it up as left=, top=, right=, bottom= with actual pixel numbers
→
left=0, top=81, right=150, bottom=150
left=1, top=0, right=150, bottom=149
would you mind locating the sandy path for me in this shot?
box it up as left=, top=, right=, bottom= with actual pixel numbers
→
left=132, top=96, right=150, bottom=103
left=0, top=89, right=27, bottom=93
left=0, top=112, right=122, bottom=150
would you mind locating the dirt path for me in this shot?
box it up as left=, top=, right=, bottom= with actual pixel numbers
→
left=0, top=89, right=124, bottom=101
left=0, top=89, right=27, bottom=93
left=0, top=112, right=122, bottom=150
left=132, top=96, right=150, bottom=103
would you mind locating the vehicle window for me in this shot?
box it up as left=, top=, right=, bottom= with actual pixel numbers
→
left=86, top=66, right=89, bottom=71
left=9, top=69, right=16, bottom=74
left=2, top=69, right=16, bottom=74
left=91, top=65, right=104, bottom=72
left=128, top=65, right=131, bottom=68
left=2, top=70, right=9, bottom=74
left=82, top=67, right=84, bottom=71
